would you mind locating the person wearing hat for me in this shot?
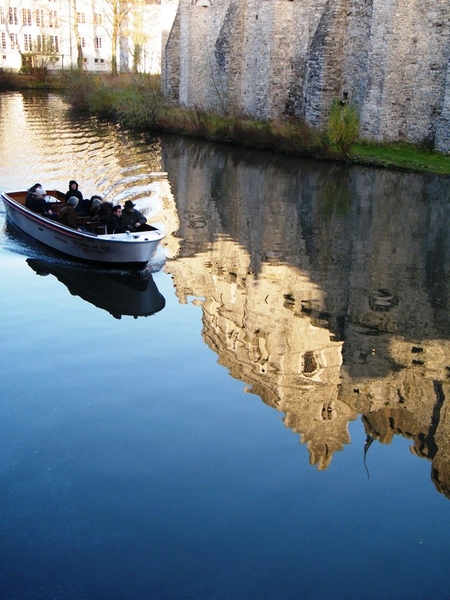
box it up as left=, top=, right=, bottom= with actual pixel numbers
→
left=122, top=199, right=147, bottom=231
left=65, top=180, right=83, bottom=203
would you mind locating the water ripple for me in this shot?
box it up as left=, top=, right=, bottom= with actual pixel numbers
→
left=0, top=93, right=164, bottom=207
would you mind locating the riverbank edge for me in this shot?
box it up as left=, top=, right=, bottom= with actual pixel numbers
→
left=2, top=71, right=450, bottom=176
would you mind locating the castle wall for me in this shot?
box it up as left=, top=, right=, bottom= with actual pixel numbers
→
left=163, top=0, right=450, bottom=152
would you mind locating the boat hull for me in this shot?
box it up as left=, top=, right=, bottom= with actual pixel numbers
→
left=1, top=191, right=165, bottom=268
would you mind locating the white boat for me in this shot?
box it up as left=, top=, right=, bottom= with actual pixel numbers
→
left=1, top=189, right=165, bottom=268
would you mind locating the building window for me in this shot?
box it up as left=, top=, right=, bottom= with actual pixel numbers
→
left=302, top=351, right=319, bottom=376
left=94, top=37, right=102, bottom=49
left=1, top=32, right=6, bottom=50
left=94, top=13, right=103, bottom=26
left=0, top=8, right=4, bottom=25
left=50, top=35, right=59, bottom=52
left=9, top=7, right=18, bottom=25
left=10, top=33, right=18, bottom=50
left=81, top=37, right=85, bottom=48
left=35, top=10, right=44, bottom=27
left=49, top=10, right=58, bottom=27
left=35, top=34, right=59, bottom=54
left=22, top=8, right=32, bottom=26
left=77, top=12, right=86, bottom=24
left=24, top=34, right=32, bottom=52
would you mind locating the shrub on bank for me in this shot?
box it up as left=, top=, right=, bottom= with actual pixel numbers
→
left=62, top=71, right=97, bottom=111
left=60, top=71, right=329, bottom=156
left=62, top=70, right=163, bottom=126
left=60, top=70, right=450, bottom=174
left=326, top=99, right=360, bottom=158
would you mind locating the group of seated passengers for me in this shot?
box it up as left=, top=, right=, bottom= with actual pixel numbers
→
left=26, top=181, right=147, bottom=233
left=106, top=200, right=147, bottom=234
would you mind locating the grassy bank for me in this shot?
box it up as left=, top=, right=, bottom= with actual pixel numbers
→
left=3, top=70, right=450, bottom=175
left=350, top=142, right=450, bottom=176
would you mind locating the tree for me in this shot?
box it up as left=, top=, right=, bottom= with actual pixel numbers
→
left=69, top=0, right=84, bottom=70
left=102, top=0, right=134, bottom=75
left=22, top=35, right=60, bottom=84
left=130, top=0, right=149, bottom=73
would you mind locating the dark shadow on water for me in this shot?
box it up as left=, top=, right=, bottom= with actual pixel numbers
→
left=27, top=258, right=166, bottom=319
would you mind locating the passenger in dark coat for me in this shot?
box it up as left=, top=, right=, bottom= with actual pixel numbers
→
left=76, top=194, right=103, bottom=217
left=58, top=196, right=79, bottom=229
left=87, top=196, right=103, bottom=219
left=25, top=183, right=43, bottom=209
left=95, top=201, right=113, bottom=224
left=26, top=186, right=55, bottom=218
left=65, top=180, right=83, bottom=203
left=122, top=199, right=147, bottom=231
left=106, top=205, right=127, bottom=233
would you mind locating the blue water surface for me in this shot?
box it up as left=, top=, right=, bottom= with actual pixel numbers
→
left=1, top=93, right=450, bottom=600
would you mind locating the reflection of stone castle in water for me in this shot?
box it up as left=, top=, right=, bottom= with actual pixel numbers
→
left=161, top=137, right=450, bottom=498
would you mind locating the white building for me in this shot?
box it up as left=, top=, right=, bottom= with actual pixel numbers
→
left=0, top=0, right=178, bottom=74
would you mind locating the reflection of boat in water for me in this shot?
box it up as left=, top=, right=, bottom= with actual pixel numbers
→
left=27, top=259, right=166, bottom=319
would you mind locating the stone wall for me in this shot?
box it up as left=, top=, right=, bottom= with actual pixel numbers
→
left=163, top=0, right=450, bottom=153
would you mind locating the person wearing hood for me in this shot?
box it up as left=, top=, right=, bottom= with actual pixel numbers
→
left=65, top=180, right=83, bottom=203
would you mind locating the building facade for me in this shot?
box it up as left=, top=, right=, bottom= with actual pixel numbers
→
left=0, top=0, right=178, bottom=74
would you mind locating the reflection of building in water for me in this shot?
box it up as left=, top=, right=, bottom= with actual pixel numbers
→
left=342, top=333, right=450, bottom=499
left=162, top=137, right=450, bottom=493
left=168, top=236, right=359, bottom=472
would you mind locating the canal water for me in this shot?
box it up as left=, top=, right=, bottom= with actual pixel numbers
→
left=1, top=92, right=450, bottom=599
